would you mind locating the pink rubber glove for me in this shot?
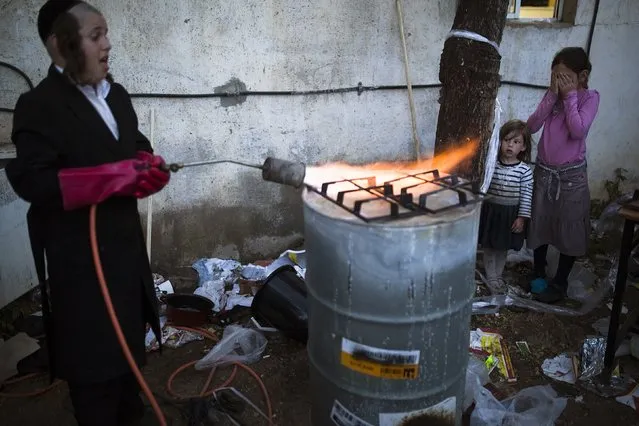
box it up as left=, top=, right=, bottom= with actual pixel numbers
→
left=134, top=151, right=170, bottom=198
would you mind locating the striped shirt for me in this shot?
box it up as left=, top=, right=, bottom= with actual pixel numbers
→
left=486, top=161, right=533, bottom=218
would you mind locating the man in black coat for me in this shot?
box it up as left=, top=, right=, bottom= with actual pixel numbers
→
left=5, top=1, right=170, bottom=425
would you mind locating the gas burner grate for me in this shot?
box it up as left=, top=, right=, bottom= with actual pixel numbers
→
left=306, top=169, right=484, bottom=222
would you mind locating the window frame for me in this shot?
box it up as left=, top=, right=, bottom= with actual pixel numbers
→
left=507, top=0, right=565, bottom=21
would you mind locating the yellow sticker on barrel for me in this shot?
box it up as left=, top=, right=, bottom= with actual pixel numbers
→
left=340, top=338, right=420, bottom=380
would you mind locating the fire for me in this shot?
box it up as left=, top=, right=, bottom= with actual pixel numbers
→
left=304, top=139, right=478, bottom=188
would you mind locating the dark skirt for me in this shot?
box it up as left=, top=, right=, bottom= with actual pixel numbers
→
left=527, top=162, right=590, bottom=257
left=478, top=201, right=526, bottom=251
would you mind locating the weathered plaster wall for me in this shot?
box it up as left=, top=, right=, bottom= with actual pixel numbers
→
left=0, top=0, right=637, bottom=296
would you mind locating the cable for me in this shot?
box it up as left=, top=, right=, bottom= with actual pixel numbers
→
left=0, top=61, right=34, bottom=90
left=586, top=0, right=600, bottom=56
left=0, top=373, right=62, bottom=398
left=0, top=79, right=546, bottom=114
left=0, top=59, right=550, bottom=114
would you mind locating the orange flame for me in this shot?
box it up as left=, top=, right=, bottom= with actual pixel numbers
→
left=304, top=139, right=478, bottom=188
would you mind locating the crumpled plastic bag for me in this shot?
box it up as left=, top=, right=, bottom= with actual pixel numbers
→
left=192, top=258, right=242, bottom=285
left=464, top=356, right=490, bottom=412
left=194, top=325, right=267, bottom=370
left=592, top=192, right=635, bottom=236
left=470, top=384, right=566, bottom=426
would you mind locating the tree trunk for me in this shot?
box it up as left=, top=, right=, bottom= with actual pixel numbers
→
left=434, top=0, right=510, bottom=182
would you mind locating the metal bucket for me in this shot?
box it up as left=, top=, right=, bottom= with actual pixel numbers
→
left=165, top=293, right=214, bottom=327
left=303, top=188, right=482, bottom=426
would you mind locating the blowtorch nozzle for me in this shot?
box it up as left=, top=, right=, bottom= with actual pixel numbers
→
left=160, top=157, right=306, bottom=188
left=261, top=157, right=306, bottom=188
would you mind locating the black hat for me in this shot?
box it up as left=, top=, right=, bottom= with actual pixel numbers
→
left=37, top=0, right=84, bottom=43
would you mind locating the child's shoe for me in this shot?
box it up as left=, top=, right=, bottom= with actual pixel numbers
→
left=530, top=277, right=548, bottom=294
left=533, top=279, right=567, bottom=304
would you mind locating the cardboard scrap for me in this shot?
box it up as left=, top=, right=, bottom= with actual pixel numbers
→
left=0, top=332, right=41, bottom=383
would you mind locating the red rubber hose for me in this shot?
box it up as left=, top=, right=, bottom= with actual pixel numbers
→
left=0, top=204, right=275, bottom=426
left=89, top=204, right=168, bottom=426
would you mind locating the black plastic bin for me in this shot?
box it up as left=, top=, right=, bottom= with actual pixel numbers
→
left=251, top=265, right=308, bottom=343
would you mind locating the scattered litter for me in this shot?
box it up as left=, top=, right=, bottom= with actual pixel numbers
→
left=581, top=370, right=636, bottom=398
left=192, top=258, right=263, bottom=312
left=592, top=317, right=639, bottom=359
left=193, top=258, right=243, bottom=283
left=0, top=333, right=41, bottom=383
left=153, top=273, right=165, bottom=285
left=464, top=355, right=490, bottom=412
left=241, top=264, right=268, bottom=281
left=592, top=192, right=635, bottom=237
left=567, top=276, right=595, bottom=302
left=469, top=329, right=516, bottom=383
left=250, top=317, right=278, bottom=333
left=579, top=336, right=607, bottom=381
left=193, top=280, right=228, bottom=312
left=542, top=354, right=578, bottom=384
left=617, top=340, right=631, bottom=357
left=607, top=302, right=628, bottom=314
left=592, top=317, right=611, bottom=335
left=195, top=325, right=267, bottom=370
left=156, top=280, right=175, bottom=296
left=615, top=383, right=639, bottom=413
left=505, top=243, right=533, bottom=265
left=145, top=316, right=203, bottom=352
left=575, top=395, right=584, bottom=404
left=191, top=251, right=305, bottom=313
left=542, top=337, right=607, bottom=384
left=516, top=341, right=531, bottom=357
left=265, top=249, right=306, bottom=278
left=470, top=384, right=567, bottom=426
left=472, top=268, right=611, bottom=316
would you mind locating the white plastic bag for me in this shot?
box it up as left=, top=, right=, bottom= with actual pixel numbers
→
left=464, top=356, right=490, bottom=412
left=194, top=325, right=267, bottom=370
left=470, top=384, right=566, bottom=426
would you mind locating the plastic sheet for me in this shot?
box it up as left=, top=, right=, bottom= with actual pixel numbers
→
left=581, top=373, right=636, bottom=398
left=592, top=192, right=635, bottom=237
left=473, top=259, right=615, bottom=316
left=194, top=325, right=267, bottom=370
left=470, top=384, right=567, bottom=426
left=464, top=356, right=491, bottom=412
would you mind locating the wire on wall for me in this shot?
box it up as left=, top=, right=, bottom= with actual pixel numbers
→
left=0, top=67, right=547, bottom=114
left=1, top=1, right=601, bottom=114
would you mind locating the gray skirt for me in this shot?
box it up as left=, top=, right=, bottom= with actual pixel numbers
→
left=527, top=161, right=590, bottom=257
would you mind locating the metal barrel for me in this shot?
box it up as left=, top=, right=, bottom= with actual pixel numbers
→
left=302, top=189, right=482, bottom=426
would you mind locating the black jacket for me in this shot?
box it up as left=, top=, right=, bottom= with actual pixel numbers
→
left=5, top=65, right=162, bottom=384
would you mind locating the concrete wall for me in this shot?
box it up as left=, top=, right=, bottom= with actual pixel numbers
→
left=1, top=0, right=638, bottom=283
left=0, top=164, right=37, bottom=309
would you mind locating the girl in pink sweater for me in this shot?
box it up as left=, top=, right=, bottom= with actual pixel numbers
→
left=526, top=47, right=600, bottom=303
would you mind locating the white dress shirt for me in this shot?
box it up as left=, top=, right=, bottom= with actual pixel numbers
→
left=54, top=65, right=120, bottom=140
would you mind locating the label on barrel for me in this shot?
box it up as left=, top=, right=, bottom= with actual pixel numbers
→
left=330, top=399, right=374, bottom=426
left=340, top=338, right=420, bottom=380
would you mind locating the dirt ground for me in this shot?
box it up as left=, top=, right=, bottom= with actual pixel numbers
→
left=2, top=252, right=639, bottom=425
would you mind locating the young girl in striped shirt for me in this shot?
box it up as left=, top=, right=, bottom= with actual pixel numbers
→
left=479, top=119, right=534, bottom=293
